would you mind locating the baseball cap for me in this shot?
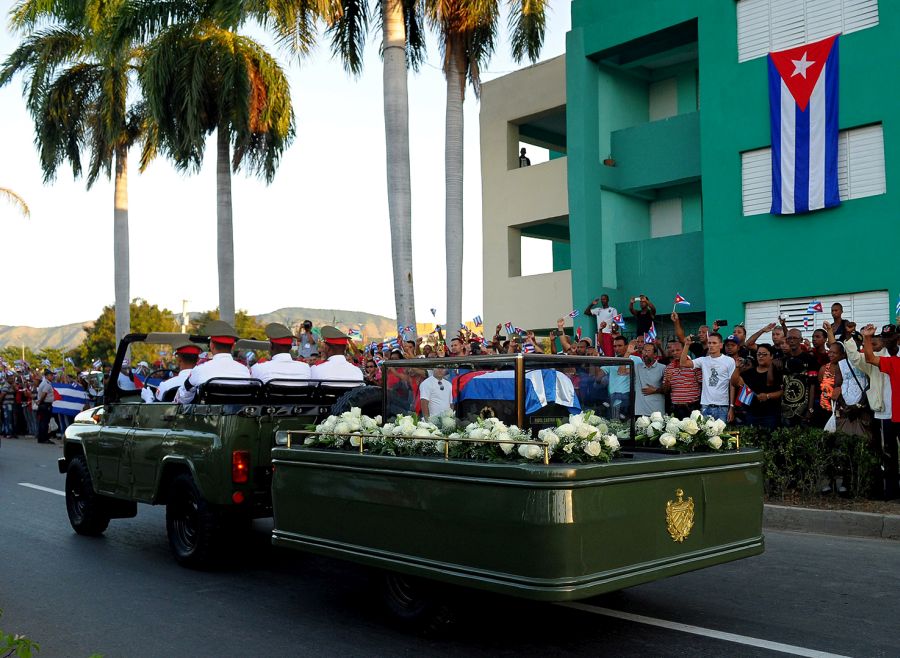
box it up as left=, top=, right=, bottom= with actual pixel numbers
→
left=878, top=324, right=897, bottom=338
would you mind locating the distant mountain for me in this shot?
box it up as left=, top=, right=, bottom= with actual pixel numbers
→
left=0, top=322, right=91, bottom=352
left=0, top=307, right=418, bottom=351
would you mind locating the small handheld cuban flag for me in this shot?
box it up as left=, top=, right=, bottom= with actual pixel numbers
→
left=806, top=300, right=823, bottom=314
left=567, top=309, right=580, bottom=318
left=612, top=314, right=626, bottom=328
left=92, top=358, right=102, bottom=370
left=514, top=326, right=526, bottom=336
left=348, top=328, right=362, bottom=339
left=645, top=322, right=658, bottom=344
left=473, top=315, right=483, bottom=327
left=674, top=293, right=690, bottom=306
left=575, top=327, right=582, bottom=341
left=430, top=308, right=437, bottom=317
left=768, top=35, right=840, bottom=215
left=387, top=338, right=400, bottom=350
left=522, top=343, right=535, bottom=353
left=481, top=336, right=491, bottom=348
left=737, top=385, right=756, bottom=406
left=803, top=317, right=811, bottom=329
left=895, top=293, right=900, bottom=317
left=504, top=322, right=514, bottom=336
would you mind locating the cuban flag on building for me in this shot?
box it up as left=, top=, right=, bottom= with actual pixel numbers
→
left=768, top=35, right=840, bottom=215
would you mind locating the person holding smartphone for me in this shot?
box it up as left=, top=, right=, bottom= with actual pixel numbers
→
left=298, top=320, right=316, bottom=360
left=629, top=295, right=656, bottom=338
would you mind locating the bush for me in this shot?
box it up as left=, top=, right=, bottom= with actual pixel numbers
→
left=741, top=426, right=879, bottom=499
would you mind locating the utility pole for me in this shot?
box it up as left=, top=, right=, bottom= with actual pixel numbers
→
left=181, top=300, right=189, bottom=334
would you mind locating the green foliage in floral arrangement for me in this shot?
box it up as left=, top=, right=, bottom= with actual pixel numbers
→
left=0, top=609, right=39, bottom=658
left=740, top=427, right=879, bottom=499
left=635, top=411, right=736, bottom=452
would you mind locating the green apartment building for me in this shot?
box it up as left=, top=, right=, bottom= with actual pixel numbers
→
left=481, top=0, right=896, bottom=338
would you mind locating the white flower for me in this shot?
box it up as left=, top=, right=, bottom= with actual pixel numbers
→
left=681, top=419, right=700, bottom=435
left=645, top=426, right=656, bottom=438
left=556, top=423, right=576, bottom=438
left=659, top=433, right=677, bottom=448
left=690, top=409, right=702, bottom=421
left=468, top=427, right=487, bottom=441
left=576, top=423, right=595, bottom=439
left=595, top=422, right=609, bottom=435
left=650, top=420, right=664, bottom=431
left=587, top=414, right=603, bottom=427
left=562, top=442, right=574, bottom=454
left=349, top=435, right=361, bottom=447
left=635, top=416, right=651, bottom=429
left=334, top=421, right=351, bottom=435
left=494, top=430, right=511, bottom=444
left=303, top=437, right=316, bottom=445
left=665, top=418, right=682, bottom=435
left=708, top=436, right=723, bottom=450
left=518, top=444, right=543, bottom=459
left=584, top=440, right=603, bottom=457
left=603, top=434, right=620, bottom=451
left=499, top=441, right=515, bottom=455
left=650, top=411, right=664, bottom=424
left=714, top=419, right=727, bottom=434
left=434, top=440, right=446, bottom=454
left=413, top=427, right=433, bottom=438
left=538, top=429, right=560, bottom=449
left=440, top=416, right=457, bottom=432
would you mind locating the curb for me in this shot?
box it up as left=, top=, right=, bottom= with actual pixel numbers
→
left=764, top=504, right=900, bottom=541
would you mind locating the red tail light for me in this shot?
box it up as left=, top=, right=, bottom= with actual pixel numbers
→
left=232, top=450, right=250, bottom=484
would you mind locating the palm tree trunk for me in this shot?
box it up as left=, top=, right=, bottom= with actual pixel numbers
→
left=113, top=146, right=130, bottom=344
left=216, top=127, right=236, bottom=326
left=444, top=51, right=465, bottom=336
left=382, top=0, right=417, bottom=334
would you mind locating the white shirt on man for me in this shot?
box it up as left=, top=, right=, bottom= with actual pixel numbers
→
left=311, top=355, right=364, bottom=386
left=250, top=353, right=311, bottom=384
left=175, top=353, right=250, bottom=404
left=155, top=369, right=192, bottom=401
left=591, top=306, right=618, bottom=334
left=691, top=355, right=736, bottom=406
left=419, top=375, right=453, bottom=416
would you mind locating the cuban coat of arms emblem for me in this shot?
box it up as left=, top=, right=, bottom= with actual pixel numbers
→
left=665, top=488, right=694, bottom=542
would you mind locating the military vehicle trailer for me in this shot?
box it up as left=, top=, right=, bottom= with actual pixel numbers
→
left=58, top=332, right=370, bottom=568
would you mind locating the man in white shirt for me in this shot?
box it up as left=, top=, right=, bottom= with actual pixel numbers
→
left=152, top=338, right=202, bottom=402
left=585, top=294, right=618, bottom=357
left=310, top=326, right=363, bottom=387
left=250, top=323, right=312, bottom=384
left=419, top=366, right=452, bottom=417
left=680, top=332, right=736, bottom=422
left=175, top=321, right=251, bottom=404
left=36, top=369, right=56, bottom=443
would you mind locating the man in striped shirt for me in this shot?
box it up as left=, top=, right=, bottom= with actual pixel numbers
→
left=661, top=340, right=701, bottom=418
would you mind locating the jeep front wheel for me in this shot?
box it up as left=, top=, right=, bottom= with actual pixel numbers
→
left=166, top=474, right=220, bottom=569
left=65, top=455, right=111, bottom=536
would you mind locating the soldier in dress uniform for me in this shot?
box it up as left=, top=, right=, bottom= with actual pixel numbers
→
left=250, top=323, right=311, bottom=383
left=310, top=326, right=364, bottom=386
left=154, top=337, right=203, bottom=401
left=175, top=320, right=250, bottom=403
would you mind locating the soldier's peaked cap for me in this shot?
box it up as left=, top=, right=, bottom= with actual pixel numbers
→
left=172, top=336, right=202, bottom=355
left=320, top=325, right=349, bottom=346
left=203, top=320, right=239, bottom=344
left=265, top=323, right=295, bottom=345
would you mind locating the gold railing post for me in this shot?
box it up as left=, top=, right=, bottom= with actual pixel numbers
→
left=359, top=435, right=364, bottom=454
left=543, top=444, right=549, bottom=465
left=444, top=440, right=450, bottom=460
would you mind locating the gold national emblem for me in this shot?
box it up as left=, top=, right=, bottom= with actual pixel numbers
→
left=665, top=488, right=694, bottom=542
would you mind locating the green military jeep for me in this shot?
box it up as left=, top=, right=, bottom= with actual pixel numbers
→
left=58, top=332, right=370, bottom=568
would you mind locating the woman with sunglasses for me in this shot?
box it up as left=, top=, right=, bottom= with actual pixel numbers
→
left=363, top=359, right=381, bottom=386
left=730, top=343, right=783, bottom=430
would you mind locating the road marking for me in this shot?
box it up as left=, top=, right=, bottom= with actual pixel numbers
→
left=557, top=602, right=850, bottom=658
left=18, top=482, right=65, bottom=497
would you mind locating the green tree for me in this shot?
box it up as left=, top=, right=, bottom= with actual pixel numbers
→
left=80, top=298, right=179, bottom=365
left=1, top=0, right=155, bottom=345
left=189, top=308, right=266, bottom=340
left=426, top=0, right=545, bottom=333
left=113, top=0, right=296, bottom=326
left=0, top=187, right=30, bottom=218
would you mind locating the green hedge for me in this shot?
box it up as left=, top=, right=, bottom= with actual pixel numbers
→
left=740, top=427, right=879, bottom=499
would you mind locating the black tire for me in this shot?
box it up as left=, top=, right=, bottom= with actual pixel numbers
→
left=380, top=572, right=456, bottom=635
left=65, top=455, right=111, bottom=536
left=166, top=473, right=221, bottom=569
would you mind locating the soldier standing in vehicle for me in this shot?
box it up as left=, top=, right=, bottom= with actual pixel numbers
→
left=175, top=321, right=250, bottom=403
left=251, top=323, right=311, bottom=383
left=154, top=338, right=202, bottom=401
left=310, top=326, right=364, bottom=386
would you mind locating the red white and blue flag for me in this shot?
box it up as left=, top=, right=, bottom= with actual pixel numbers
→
left=737, top=385, right=756, bottom=406
left=645, top=322, right=657, bottom=343
left=768, top=35, right=840, bottom=215
left=674, top=293, right=690, bottom=306
left=567, top=309, right=580, bottom=318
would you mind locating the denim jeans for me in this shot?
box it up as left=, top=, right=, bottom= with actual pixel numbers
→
left=702, top=404, right=729, bottom=422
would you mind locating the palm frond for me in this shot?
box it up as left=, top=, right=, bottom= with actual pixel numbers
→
left=111, top=0, right=204, bottom=48
left=0, top=188, right=31, bottom=218
left=403, top=0, right=426, bottom=71
left=328, top=0, right=370, bottom=75
left=507, top=0, right=545, bottom=64
left=0, top=27, right=86, bottom=112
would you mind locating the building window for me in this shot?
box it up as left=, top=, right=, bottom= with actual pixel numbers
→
left=650, top=197, right=683, bottom=238
left=737, top=0, right=879, bottom=63
left=744, top=290, right=889, bottom=338
left=740, top=124, right=886, bottom=216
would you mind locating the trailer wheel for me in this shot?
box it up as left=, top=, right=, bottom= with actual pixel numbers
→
left=65, top=455, right=111, bottom=536
left=380, top=572, right=455, bottom=634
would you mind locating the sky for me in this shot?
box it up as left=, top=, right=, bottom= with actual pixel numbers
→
left=0, top=1, right=570, bottom=329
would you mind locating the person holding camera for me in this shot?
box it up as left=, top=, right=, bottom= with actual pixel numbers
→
left=628, top=295, right=656, bottom=338
left=297, top=320, right=316, bottom=360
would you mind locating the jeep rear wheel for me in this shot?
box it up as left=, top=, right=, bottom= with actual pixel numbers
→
left=380, top=572, right=456, bottom=635
left=166, top=474, right=221, bottom=569
left=65, top=455, right=111, bottom=536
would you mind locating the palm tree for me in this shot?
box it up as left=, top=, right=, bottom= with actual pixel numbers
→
left=1, top=0, right=149, bottom=345
left=324, top=0, right=426, bottom=335
left=0, top=188, right=30, bottom=218
left=113, top=1, right=296, bottom=326
left=426, top=0, right=546, bottom=334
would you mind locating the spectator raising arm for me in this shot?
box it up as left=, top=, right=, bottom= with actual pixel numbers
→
left=746, top=322, right=776, bottom=349
left=585, top=297, right=600, bottom=316
left=671, top=311, right=687, bottom=344
left=862, top=324, right=880, bottom=367
left=556, top=318, right=573, bottom=352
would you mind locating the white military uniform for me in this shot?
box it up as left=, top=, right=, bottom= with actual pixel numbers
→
left=311, top=355, right=364, bottom=387
left=155, top=369, right=192, bottom=401
left=175, top=354, right=250, bottom=404
left=250, top=353, right=311, bottom=384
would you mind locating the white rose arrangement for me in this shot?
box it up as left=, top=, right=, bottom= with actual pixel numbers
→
left=635, top=411, right=737, bottom=453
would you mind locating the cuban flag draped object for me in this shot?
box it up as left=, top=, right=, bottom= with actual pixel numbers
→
left=768, top=35, right=840, bottom=215
left=452, top=369, right=580, bottom=415
left=52, top=382, right=88, bottom=417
